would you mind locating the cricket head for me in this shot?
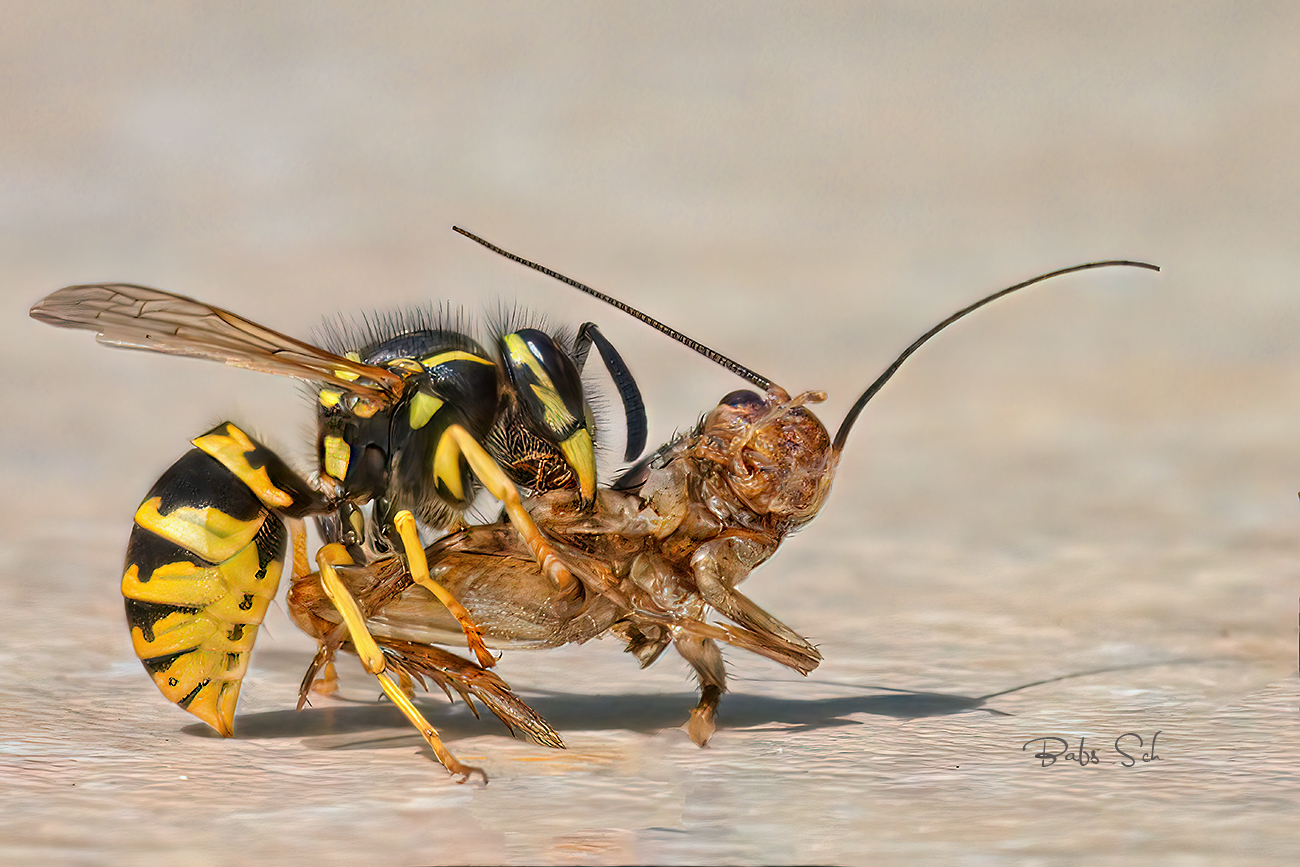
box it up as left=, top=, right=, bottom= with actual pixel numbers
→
left=691, top=386, right=838, bottom=531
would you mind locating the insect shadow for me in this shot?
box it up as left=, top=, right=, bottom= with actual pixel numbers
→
left=185, top=656, right=1226, bottom=750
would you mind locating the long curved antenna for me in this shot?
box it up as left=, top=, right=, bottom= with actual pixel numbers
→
left=453, top=226, right=774, bottom=390
left=832, top=260, right=1160, bottom=453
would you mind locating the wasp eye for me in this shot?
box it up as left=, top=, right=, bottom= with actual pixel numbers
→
left=500, top=329, right=586, bottom=440
left=720, top=390, right=763, bottom=409
left=499, top=328, right=596, bottom=499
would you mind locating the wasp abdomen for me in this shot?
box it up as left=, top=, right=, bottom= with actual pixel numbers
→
left=122, top=424, right=317, bottom=737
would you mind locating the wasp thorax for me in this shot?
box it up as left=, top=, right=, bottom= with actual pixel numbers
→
left=695, top=388, right=837, bottom=529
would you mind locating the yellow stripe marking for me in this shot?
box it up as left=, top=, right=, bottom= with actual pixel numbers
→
left=503, top=333, right=580, bottom=432
left=318, top=388, right=343, bottom=409
left=529, top=382, right=579, bottom=433
left=193, top=424, right=294, bottom=509
left=420, top=349, right=495, bottom=368
left=502, top=333, right=549, bottom=378
left=205, top=587, right=274, bottom=623
left=134, top=499, right=265, bottom=563
left=386, top=357, right=425, bottom=375
left=214, top=542, right=284, bottom=595
left=122, top=562, right=226, bottom=607
left=334, top=351, right=363, bottom=381
left=323, top=435, right=350, bottom=481
left=130, top=611, right=221, bottom=658
left=408, top=392, right=444, bottom=430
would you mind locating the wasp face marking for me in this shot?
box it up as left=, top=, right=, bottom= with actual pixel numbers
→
left=500, top=329, right=597, bottom=498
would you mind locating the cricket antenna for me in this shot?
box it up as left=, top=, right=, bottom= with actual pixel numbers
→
left=453, top=226, right=774, bottom=390
left=832, top=260, right=1160, bottom=453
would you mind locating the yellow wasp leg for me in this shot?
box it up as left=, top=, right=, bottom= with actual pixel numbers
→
left=315, top=544, right=486, bottom=783
left=444, top=425, right=576, bottom=592
left=393, top=510, right=497, bottom=669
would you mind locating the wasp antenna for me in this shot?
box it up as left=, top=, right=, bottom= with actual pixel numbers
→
left=832, top=260, right=1160, bottom=454
left=453, top=226, right=774, bottom=390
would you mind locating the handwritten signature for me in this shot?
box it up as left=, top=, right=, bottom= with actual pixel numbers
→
left=1022, top=732, right=1162, bottom=767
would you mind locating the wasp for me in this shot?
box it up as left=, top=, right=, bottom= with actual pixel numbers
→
left=286, top=230, right=1161, bottom=761
left=29, top=271, right=652, bottom=781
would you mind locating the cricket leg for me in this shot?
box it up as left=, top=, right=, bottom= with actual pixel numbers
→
left=673, top=632, right=726, bottom=747
left=286, top=519, right=342, bottom=700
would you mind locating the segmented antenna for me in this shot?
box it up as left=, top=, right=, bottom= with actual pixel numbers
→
left=453, top=229, right=1159, bottom=455
left=831, top=260, right=1160, bottom=453
left=453, top=226, right=774, bottom=390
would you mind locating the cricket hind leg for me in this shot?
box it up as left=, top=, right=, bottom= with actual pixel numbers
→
left=673, top=633, right=727, bottom=747
left=315, top=543, right=486, bottom=783
left=297, top=641, right=341, bottom=707
left=379, top=639, right=565, bottom=750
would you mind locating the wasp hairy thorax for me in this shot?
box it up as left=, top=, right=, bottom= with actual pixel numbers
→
left=30, top=282, right=647, bottom=782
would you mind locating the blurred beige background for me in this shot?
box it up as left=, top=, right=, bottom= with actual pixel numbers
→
left=2, top=3, right=1298, bottom=865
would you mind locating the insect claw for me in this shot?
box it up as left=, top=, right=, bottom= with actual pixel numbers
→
left=452, top=764, right=489, bottom=786
left=687, top=707, right=718, bottom=747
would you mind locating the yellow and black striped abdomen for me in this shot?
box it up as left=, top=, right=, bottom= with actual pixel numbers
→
left=122, top=424, right=319, bottom=736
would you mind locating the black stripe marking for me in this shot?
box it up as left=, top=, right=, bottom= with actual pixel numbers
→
left=126, top=522, right=215, bottom=574
left=145, top=448, right=264, bottom=522
left=124, top=598, right=200, bottom=644
left=177, top=679, right=211, bottom=709
left=140, top=649, right=189, bottom=676
left=250, top=513, right=286, bottom=576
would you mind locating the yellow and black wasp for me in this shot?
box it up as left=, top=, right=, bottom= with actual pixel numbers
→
left=29, top=277, right=647, bottom=780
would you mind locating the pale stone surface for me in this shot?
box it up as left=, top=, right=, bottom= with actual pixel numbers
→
left=3, top=3, right=1298, bottom=864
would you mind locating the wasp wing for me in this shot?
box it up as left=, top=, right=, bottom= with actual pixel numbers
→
left=30, top=283, right=402, bottom=401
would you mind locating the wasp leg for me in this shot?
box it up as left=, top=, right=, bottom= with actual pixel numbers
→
left=315, top=543, right=486, bottom=783
left=444, top=425, right=576, bottom=593
left=673, top=633, right=726, bottom=747
left=392, top=510, right=497, bottom=669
